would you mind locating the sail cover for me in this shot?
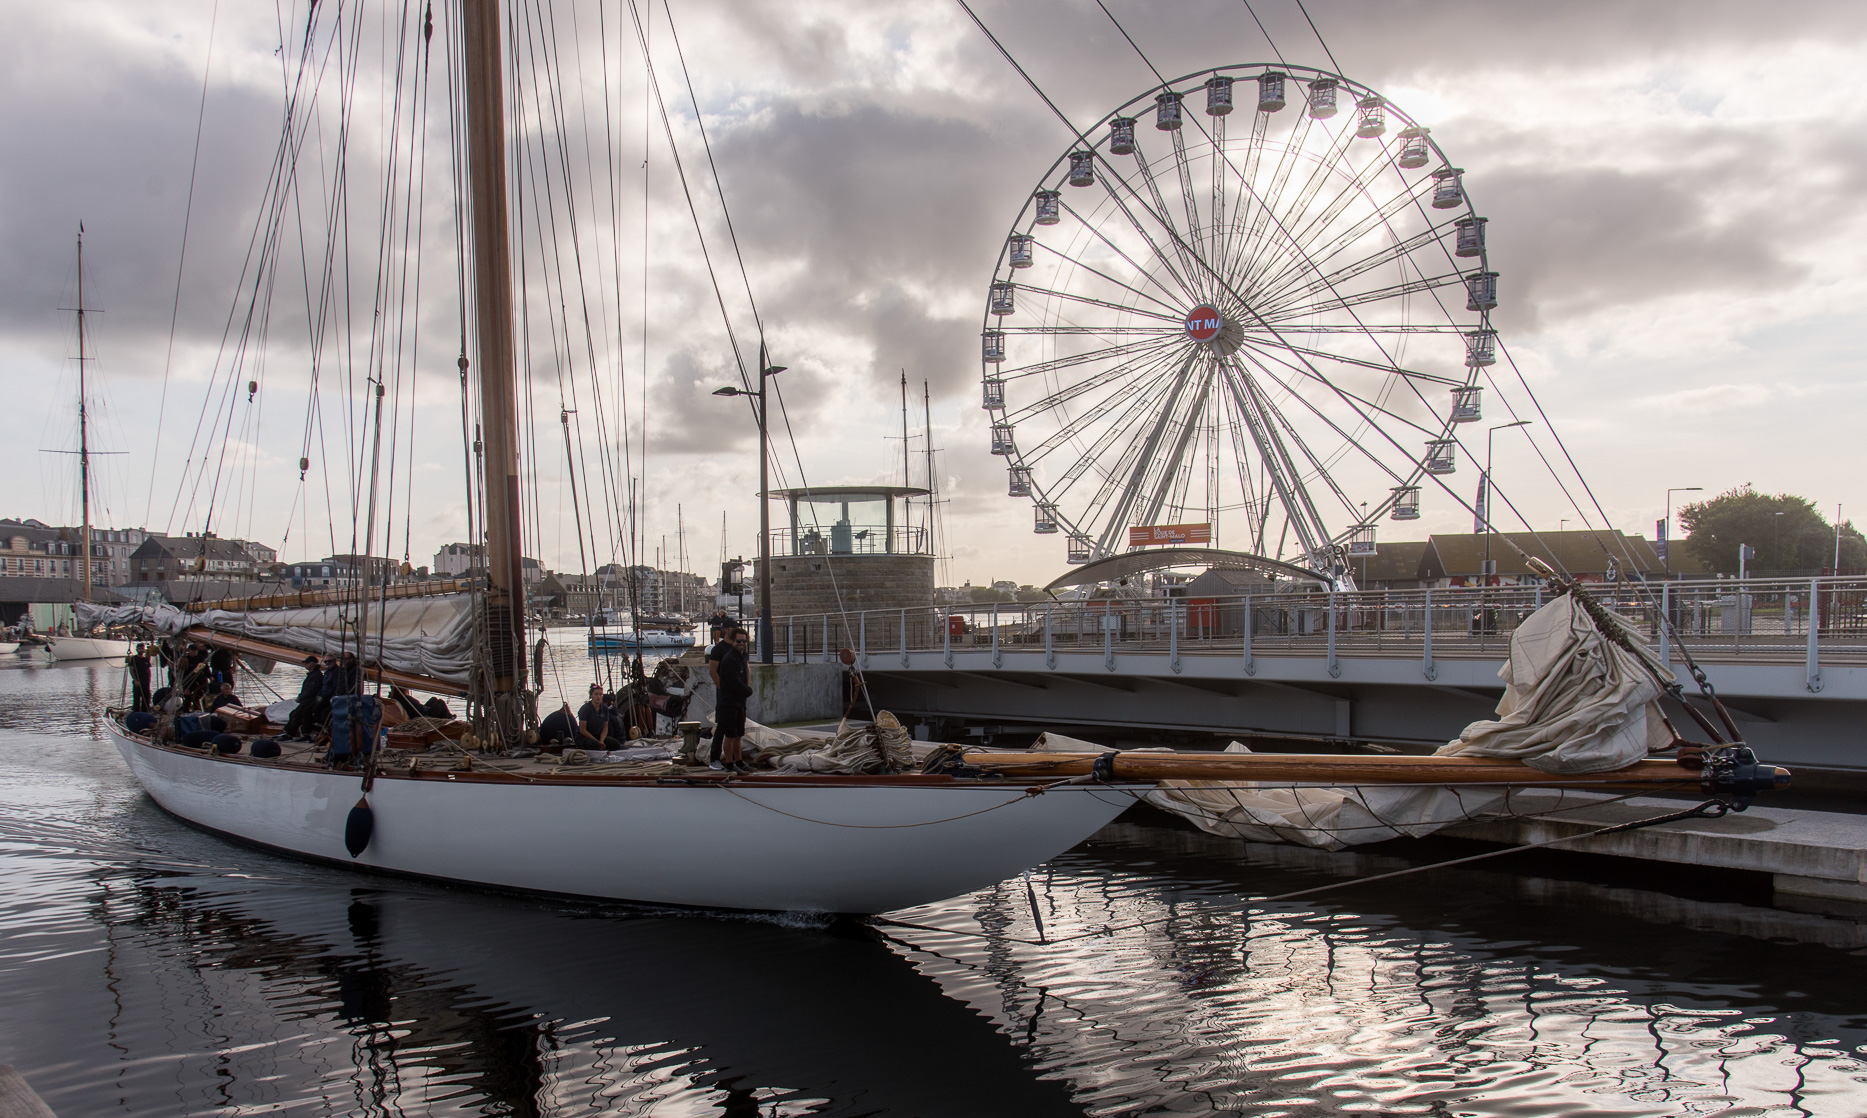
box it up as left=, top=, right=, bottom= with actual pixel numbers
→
left=1141, top=592, right=1677, bottom=850
left=78, top=595, right=478, bottom=689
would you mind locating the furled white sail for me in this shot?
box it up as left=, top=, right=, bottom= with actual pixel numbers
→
left=78, top=595, right=478, bottom=688
left=1143, top=593, right=1677, bottom=850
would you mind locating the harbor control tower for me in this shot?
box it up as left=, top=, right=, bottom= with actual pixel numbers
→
left=761, top=485, right=933, bottom=649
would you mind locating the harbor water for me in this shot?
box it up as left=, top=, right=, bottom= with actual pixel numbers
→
left=3, top=654, right=1865, bottom=1116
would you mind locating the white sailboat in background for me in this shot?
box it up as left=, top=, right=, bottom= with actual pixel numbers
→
left=49, top=225, right=130, bottom=665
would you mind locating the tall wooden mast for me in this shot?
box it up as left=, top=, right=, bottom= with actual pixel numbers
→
left=76, top=224, right=93, bottom=603
left=461, top=0, right=527, bottom=733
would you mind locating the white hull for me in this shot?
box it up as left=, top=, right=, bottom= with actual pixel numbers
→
left=49, top=636, right=130, bottom=661
left=0, top=642, right=17, bottom=654
left=106, top=721, right=1130, bottom=914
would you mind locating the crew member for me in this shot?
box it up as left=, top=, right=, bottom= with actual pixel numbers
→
left=283, top=655, right=324, bottom=740
left=126, top=644, right=152, bottom=712
left=577, top=684, right=611, bottom=748
left=715, top=627, right=753, bottom=773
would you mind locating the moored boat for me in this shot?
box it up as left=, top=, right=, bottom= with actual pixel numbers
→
left=103, top=716, right=1129, bottom=914
left=48, top=635, right=130, bottom=662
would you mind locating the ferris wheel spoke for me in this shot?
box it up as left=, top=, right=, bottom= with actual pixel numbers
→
left=1247, top=336, right=1463, bottom=388
left=1254, top=322, right=1464, bottom=335
left=997, top=335, right=1182, bottom=383
left=1056, top=196, right=1195, bottom=309
left=1012, top=282, right=1185, bottom=324
left=1087, top=349, right=1204, bottom=554
left=1235, top=333, right=1461, bottom=529
left=1241, top=345, right=1445, bottom=452
left=1208, top=112, right=1227, bottom=274
left=1261, top=268, right=1468, bottom=322
left=997, top=325, right=1181, bottom=335
left=1246, top=178, right=1443, bottom=305
left=1019, top=349, right=1189, bottom=469
left=1253, top=220, right=1456, bottom=314
left=1216, top=110, right=1270, bottom=290
left=1253, top=381, right=1372, bottom=534
left=1244, top=141, right=1406, bottom=299
left=1138, top=361, right=1216, bottom=529
left=1218, top=395, right=1269, bottom=552
left=1233, top=113, right=1319, bottom=287
left=1168, top=128, right=1206, bottom=285
left=1075, top=155, right=1202, bottom=299
left=1005, top=342, right=1190, bottom=424
left=1034, top=242, right=1189, bottom=318
left=1234, top=125, right=1361, bottom=297
left=1239, top=342, right=1434, bottom=471
left=1114, top=140, right=1205, bottom=299
left=1218, top=360, right=1331, bottom=565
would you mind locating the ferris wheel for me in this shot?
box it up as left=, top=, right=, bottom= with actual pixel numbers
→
left=981, top=65, right=1497, bottom=583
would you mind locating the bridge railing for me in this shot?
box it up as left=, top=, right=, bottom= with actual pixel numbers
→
left=766, top=576, right=1867, bottom=679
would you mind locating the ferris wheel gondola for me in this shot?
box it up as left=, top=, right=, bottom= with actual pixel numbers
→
left=980, top=64, right=1497, bottom=586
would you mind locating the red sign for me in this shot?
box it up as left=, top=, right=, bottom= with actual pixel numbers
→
left=1184, top=304, right=1222, bottom=342
left=1127, top=522, right=1212, bottom=547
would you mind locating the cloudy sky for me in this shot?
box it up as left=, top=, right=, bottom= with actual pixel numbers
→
left=2, top=0, right=1862, bottom=588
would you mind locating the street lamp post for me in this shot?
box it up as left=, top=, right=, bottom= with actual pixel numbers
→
left=1481, top=419, right=1532, bottom=584
left=713, top=343, right=786, bottom=664
left=1663, top=486, right=1702, bottom=577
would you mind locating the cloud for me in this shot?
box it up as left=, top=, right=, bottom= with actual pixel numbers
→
left=1, top=0, right=1863, bottom=585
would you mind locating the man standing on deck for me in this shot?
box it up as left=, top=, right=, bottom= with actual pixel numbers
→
left=704, top=627, right=732, bottom=768
left=714, top=626, right=753, bottom=773
left=126, top=644, right=152, bottom=712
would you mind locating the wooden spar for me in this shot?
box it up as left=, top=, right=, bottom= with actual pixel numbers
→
left=958, top=751, right=1788, bottom=790
left=181, top=579, right=479, bottom=614
left=76, top=226, right=92, bottom=605
left=177, top=627, right=468, bottom=697
left=462, top=0, right=526, bottom=709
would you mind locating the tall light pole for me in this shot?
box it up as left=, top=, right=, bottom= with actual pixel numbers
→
left=1481, top=419, right=1531, bottom=584
left=713, top=343, right=785, bottom=663
left=1663, top=486, right=1701, bottom=577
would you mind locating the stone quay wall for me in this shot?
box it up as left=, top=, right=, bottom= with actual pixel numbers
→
left=763, top=554, right=935, bottom=655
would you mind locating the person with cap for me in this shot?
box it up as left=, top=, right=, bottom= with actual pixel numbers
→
left=282, top=654, right=324, bottom=741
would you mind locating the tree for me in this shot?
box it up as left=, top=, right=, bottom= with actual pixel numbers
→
left=1679, top=488, right=1866, bottom=574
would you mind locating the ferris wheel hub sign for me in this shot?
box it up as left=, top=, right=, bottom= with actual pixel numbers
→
left=1184, top=304, right=1224, bottom=343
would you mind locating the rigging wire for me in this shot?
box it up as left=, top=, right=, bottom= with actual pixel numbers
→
left=147, top=0, right=221, bottom=528
left=1292, top=0, right=1345, bottom=78
left=1237, top=0, right=1289, bottom=69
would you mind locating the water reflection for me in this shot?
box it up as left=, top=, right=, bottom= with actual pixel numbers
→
left=68, top=869, right=1077, bottom=1117
left=889, top=826, right=1867, bottom=1116
left=2, top=653, right=1866, bottom=1116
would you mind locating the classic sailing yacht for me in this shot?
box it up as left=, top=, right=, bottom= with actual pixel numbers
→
left=90, top=1, right=1142, bottom=915
left=48, top=226, right=130, bottom=664
left=89, top=2, right=1780, bottom=915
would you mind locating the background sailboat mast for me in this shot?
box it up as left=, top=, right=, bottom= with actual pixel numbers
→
left=462, top=0, right=527, bottom=720
left=76, top=225, right=93, bottom=604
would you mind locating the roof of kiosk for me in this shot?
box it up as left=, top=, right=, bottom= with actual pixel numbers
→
left=774, top=486, right=930, bottom=500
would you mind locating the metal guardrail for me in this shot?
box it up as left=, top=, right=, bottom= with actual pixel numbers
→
left=766, top=576, right=1867, bottom=694
left=768, top=524, right=928, bottom=557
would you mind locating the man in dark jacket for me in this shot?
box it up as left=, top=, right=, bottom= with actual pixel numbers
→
left=126, top=645, right=152, bottom=712
left=715, top=627, right=753, bottom=772
left=282, top=655, right=324, bottom=740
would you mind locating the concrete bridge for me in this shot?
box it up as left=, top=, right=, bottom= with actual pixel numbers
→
left=767, top=577, right=1867, bottom=772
